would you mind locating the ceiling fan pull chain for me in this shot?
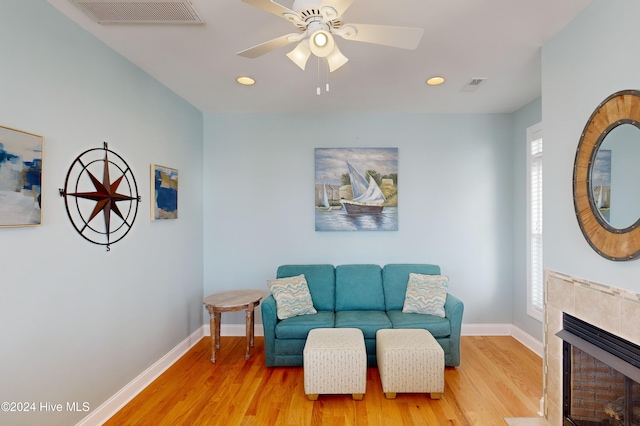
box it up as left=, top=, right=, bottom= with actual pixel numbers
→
left=317, top=56, right=321, bottom=95
left=326, top=60, right=329, bottom=92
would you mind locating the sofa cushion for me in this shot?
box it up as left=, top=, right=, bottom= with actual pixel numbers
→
left=386, top=310, right=451, bottom=338
left=277, top=264, right=335, bottom=311
left=382, top=264, right=441, bottom=311
left=335, top=310, right=392, bottom=338
left=275, top=311, right=335, bottom=339
left=402, top=273, right=448, bottom=317
left=335, top=264, right=384, bottom=311
left=267, top=274, right=317, bottom=320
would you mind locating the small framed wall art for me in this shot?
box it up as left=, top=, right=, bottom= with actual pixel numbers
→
left=151, top=164, right=178, bottom=220
left=0, top=125, right=43, bottom=227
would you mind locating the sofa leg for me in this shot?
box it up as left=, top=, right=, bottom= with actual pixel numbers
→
left=384, top=392, right=396, bottom=399
left=430, top=392, right=442, bottom=400
left=352, top=394, right=364, bottom=400
left=306, top=394, right=319, bottom=401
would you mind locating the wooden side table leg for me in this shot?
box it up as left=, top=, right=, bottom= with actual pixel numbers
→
left=245, top=307, right=253, bottom=360
left=209, top=310, right=217, bottom=363
left=214, top=312, right=221, bottom=349
left=250, top=303, right=256, bottom=347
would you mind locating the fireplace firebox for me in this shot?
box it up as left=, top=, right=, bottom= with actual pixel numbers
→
left=557, top=313, right=640, bottom=425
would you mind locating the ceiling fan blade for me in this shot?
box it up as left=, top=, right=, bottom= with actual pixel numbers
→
left=237, top=33, right=302, bottom=58
left=335, top=23, right=424, bottom=49
left=318, top=0, right=354, bottom=20
left=286, top=41, right=311, bottom=70
left=325, top=44, right=349, bottom=72
left=241, top=0, right=297, bottom=19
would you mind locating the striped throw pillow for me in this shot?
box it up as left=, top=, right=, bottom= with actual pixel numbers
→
left=402, top=273, right=448, bottom=317
left=267, top=274, right=317, bottom=320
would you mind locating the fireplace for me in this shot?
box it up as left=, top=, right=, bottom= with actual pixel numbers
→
left=544, top=272, right=640, bottom=424
left=557, top=313, right=640, bottom=425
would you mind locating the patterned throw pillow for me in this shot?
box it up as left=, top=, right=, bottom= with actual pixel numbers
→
left=402, top=273, right=449, bottom=317
left=267, top=274, right=317, bottom=320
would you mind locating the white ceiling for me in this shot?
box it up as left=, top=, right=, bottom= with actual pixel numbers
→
left=46, top=0, right=593, bottom=114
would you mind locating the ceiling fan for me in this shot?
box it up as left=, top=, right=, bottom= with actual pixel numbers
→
left=237, top=0, right=424, bottom=72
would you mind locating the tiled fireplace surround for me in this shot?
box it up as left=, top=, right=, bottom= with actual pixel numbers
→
left=544, top=270, right=640, bottom=424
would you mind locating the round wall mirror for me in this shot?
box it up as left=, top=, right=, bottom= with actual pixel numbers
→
left=574, top=90, right=640, bottom=261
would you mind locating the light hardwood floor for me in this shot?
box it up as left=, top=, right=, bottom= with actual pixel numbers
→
left=104, top=335, right=542, bottom=426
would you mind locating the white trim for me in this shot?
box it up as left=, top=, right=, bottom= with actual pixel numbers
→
left=462, top=323, right=512, bottom=336
left=462, top=323, right=543, bottom=358
left=204, top=323, right=265, bottom=337
left=75, top=326, right=205, bottom=426
left=510, top=325, right=543, bottom=357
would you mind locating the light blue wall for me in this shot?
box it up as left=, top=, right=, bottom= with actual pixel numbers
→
left=203, top=113, right=517, bottom=326
left=510, top=97, right=543, bottom=341
left=0, top=2, right=203, bottom=426
left=542, top=0, right=640, bottom=291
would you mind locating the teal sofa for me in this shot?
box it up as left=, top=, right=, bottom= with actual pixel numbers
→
left=261, top=264, right=464, bottom=367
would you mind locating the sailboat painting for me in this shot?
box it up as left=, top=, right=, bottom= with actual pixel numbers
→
left=315, top=148, right=398, bottom=231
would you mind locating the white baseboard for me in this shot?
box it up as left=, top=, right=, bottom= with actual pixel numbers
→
left=75, top=326, right=205, bottom=426
left=462, top=323, right=543, bottom=358
left=509, top=325, right=544, bottom=357
left=80, top=322, right=542, bottom=425
left=203, top=324, right=265, bottom=337
left=462, top=323, right=512, bottom=336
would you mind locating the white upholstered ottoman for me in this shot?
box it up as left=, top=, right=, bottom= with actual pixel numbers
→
left=376, top=328, right=445, bottom=399
left=303, top=328, right=367, bottom=400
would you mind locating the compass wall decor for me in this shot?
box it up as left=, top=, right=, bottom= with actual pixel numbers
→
left=59, top=142, right=141, bottom=251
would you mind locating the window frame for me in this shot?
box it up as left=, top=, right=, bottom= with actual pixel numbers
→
left=526, top=122, right=543, bottom=321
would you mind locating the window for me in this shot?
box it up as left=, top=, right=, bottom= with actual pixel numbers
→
left=527, top=123, right=543, bottom=321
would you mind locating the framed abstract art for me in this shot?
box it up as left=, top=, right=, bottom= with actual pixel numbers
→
left=151, top=164, right=178, bottom=220
left=0, top=125, right=43, bottom=227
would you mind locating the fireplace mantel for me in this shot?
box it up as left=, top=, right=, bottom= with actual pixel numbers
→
left=544, top=271, right=640, bottom=424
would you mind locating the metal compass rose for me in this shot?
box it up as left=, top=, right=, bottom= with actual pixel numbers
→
left=59, top=142, right=141, bottom=251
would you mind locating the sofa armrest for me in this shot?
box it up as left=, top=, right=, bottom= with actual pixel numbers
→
left=261, top=295, right=278, bottom=367
left=444, top=293, right=464, bottom=366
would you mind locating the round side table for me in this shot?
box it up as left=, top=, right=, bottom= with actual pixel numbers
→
left=203, top=290, right=264, bottom=363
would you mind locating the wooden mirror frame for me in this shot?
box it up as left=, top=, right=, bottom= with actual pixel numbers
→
left=573, top=89, right=640, bottom=261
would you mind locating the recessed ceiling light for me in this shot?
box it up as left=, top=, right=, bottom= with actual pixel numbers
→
left=236, top=76, right=255, bottom=86
left=426, top=76, right=445, bottom=86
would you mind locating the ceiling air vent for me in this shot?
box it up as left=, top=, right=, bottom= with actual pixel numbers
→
left=69, top=0, right=204, bottom=24
left=461, top=77, right=487, bottom=93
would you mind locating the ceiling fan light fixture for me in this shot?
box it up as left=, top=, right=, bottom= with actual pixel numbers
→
left=426, top=76, right=445, bottom=86
left=326, top=45, right=349, bottom=72
left=314, top=32, right=328, bottom=47
left=286, top=41, right=311, bottom=70
left=236, top=76, right=255, bottom=86
left=238, top=0, right=423, bottom=79
left=310, top=30, right=335, bottom=57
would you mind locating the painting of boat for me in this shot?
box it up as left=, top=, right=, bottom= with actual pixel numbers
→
left=314, top=147, right=397, bottom=231
left=341, top=161, right=385, bottom=214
